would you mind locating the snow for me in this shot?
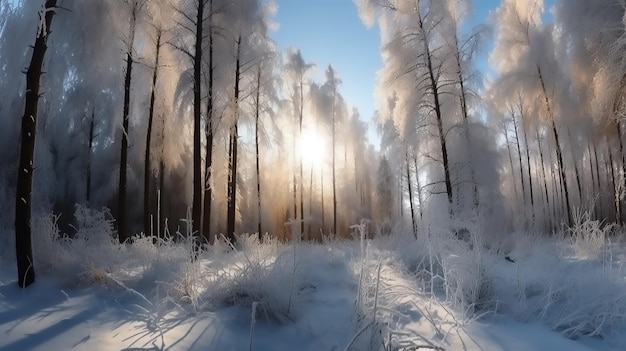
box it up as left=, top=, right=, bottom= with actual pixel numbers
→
left=1, top=217, right=626, bottom=351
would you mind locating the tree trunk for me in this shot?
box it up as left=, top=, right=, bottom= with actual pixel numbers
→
left=511, top=109, right=527, bottom=210
left=536, top=129, right=552, bottom=231
left=118, top=14, right=137, bottom=244
left=453, top=31, right=478, bottom=209
left=254, top=66, right=262, bottom=239
left=615, top=121, right=625, bottom=223
left=406, top=148, right=417, bottom=238
left=419, top=11, right=453, bottom=210
left=519, top=106, right=535, bottom=225
left=538, top=65, right=572, bottom=227
left=414, top=155, right=424, bottom=220
left=321, top=164, right=325, bottom=232
left=566, top=128, right=583, bottom=208
left=226, top=36, right=241, bottom=243
left=202, top=4, right=214, bottom=243
left=192, top=0, right=204, bottom=240
left=299, top=76, right=305, bottom=238
left=332, top=84, right=338, bottom=235
left=86, top=109, right=95, bottom=203
left=144, top=28, right=162, bottom=236
left=504, top=120, right=519, bottom=205
left=592, top=136, right=603, bottom=221
left=608, top=139, right=619, bottom=223
left=15, top=0, right=57, bottom=288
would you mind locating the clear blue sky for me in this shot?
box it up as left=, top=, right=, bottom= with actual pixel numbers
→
left=270, top=0, right=553, bottom=148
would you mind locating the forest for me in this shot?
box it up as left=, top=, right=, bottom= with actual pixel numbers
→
left=2, top=0, right=626, bottom=350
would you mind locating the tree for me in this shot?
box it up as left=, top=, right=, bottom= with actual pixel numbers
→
left=324, top=65, right=340, bottom=235
left=15, top=0, right=58, bottom=288
left=285, top=49, right=313, bottom=237
left=144, top=24, right=164, bottom=236
left=118, top=0, right=145, bottom=243
left=226, top=35, right=242, bottom=242
left=202, top=0, right=215, bottom=243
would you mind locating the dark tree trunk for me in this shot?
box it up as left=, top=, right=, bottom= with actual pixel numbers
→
left=226, top=36, right=241, bottom=243
left=192, top=0, right=205, bottom=239
left=519, top=107, right=535, bottom=224
left=504, top=121, right=519, bottom=204
left=254, top=66, right=262, bottom=239
left=453, top=31, right=478, bottom=209
left=86, top=109, right=95, bottom=203
left=608, top=139, right=619, bottom=223
left=321, top=165, right=325, bottom=232
left=406, top=149, right=417, bottom=239
left=615, top=121, right=625, bottom=223
left=414, top=155, right=424, bottom=220
left=299, top=78, right=305, bottom=238
left=511, top=110, right=527, bottom=209
left=592, top=137, right=603, bottom=221
left=118, top=4, right=139, bottom=244
left=202, top=5, right=214, bottom=244
left=118, top=50, right=132, bottom=244
left=158, top=112, right=167, bottom=238
left=15, top=0, right=57, bottom=288
left=144, top=28, right=162, bottom=236
left=536, top=130, right=552, bottom=230
left=538, top=65, right=572, bottom=227
left=332, top=83, right=337, bottom=235
left=419, top=11, right=453, bottom=210
left=567, top=128, right=583, bottom=207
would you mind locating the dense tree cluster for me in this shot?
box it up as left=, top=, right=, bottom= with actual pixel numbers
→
left=358, top=0, right=626, bottom=233
left=0, top=0, right=377, bottom=261
left=6, top=0, right=626, bottom=286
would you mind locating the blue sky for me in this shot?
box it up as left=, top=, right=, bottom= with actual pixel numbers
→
left=270, top=0, right=550, bottom=147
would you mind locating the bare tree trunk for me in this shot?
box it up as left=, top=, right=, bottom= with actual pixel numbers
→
left=511, top=109, right=527, bottom=209
left=536, top=129, right=552, bottom=231
left=118, top=9, right=138, bottom=244
left=158, top=112, right=167, bottom=238
left=299, top=75, right=305, bottom=238
left=406, top=148, right=417, bottom=238
left=608, top=139, right=619, bottom=223
left=452, top=31, right=479, bottom=209
left=254, top=66, right=262, bottom=239
left=519, top=105, right=535, bottom=225
left=144, top=28, right=162, bottom=236
left=15, top=0, right=57, bottom=288
left=226, top=36, right=241, bottom=243
left=414, top=155, right=424, bottom=220
left=202, top=5, right=214, bottom=243
left=538, top=65, right=572, bottom=227
left=587, top=141, right=596, bottom=218
left=615, top=121, right=625, bottom=223
left=504, top=120, right=519, bottom=205
left=421, top=21, right=452, bottom=210
left=86, top=109, right=95, bottom=203
left=428, top=55, right=453, bottom=210
left=592, top=136, right=603, bottom=221
left=192, top=0, right=205, bottom=240
left=332, top=84, right=338, bottom=235
left=566, top=128, right=583, bottom=208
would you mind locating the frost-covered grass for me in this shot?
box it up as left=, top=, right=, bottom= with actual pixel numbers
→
left=372, top=213, right=626, bottom=343
left=2, top=207, right=626, bottom=350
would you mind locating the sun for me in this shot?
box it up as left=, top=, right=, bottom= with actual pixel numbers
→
left=299, top=129, right=326, bottom=167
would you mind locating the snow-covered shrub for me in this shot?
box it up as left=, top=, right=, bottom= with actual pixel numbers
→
left=199, top=235, right=302, bottom=323
left=567, top=210, right=610, bottom=260
left=488, top=230, right=626, bottom=339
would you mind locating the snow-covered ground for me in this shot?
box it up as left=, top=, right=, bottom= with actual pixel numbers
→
left=1, top=211, right=626, bottom=350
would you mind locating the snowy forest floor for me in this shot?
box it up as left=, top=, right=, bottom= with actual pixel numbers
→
left=1, top=211, right=626, bottom=350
